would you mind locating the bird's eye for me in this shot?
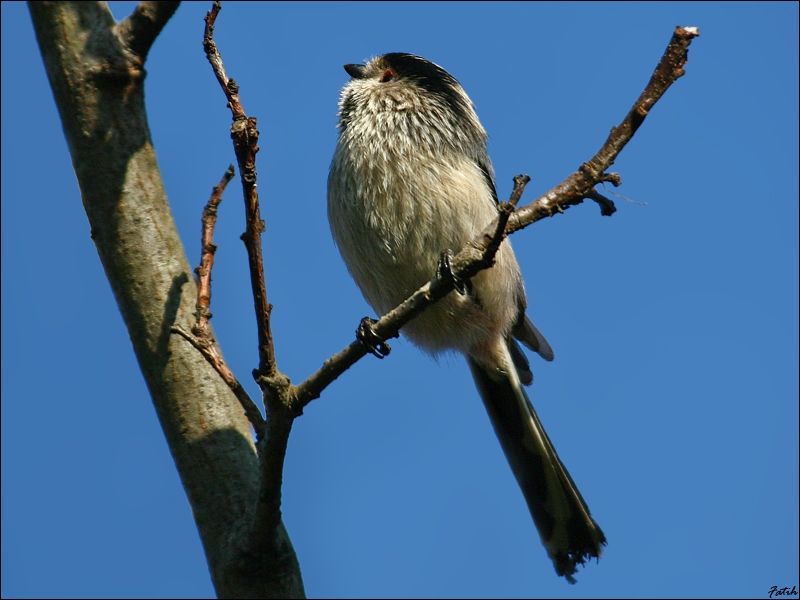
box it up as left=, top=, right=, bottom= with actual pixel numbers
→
left=380, top=70, right=395, bottom=83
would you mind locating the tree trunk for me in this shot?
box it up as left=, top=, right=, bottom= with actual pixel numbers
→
left=27, top=2, right=304, bottom=597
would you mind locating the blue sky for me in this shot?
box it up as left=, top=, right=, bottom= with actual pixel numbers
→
left=2, top=2, right=797, bottom=598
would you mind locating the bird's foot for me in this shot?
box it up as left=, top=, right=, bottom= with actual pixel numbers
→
left=356, top=317, right=391, bottom=359
left=437, top=250, right=468, bottom=295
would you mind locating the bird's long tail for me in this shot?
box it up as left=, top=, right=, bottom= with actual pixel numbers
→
left=467, top=345, right=606, bottom=583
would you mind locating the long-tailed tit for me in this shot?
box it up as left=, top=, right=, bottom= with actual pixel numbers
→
left=327, top=53, right=606, bottom=583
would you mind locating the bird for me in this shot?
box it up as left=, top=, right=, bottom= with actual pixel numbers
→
left=327, top=52, right=605, bottom=583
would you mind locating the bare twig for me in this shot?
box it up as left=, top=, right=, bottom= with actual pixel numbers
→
left=171, top=164, right=266, bottom=436
left=195, top=165, right=235, bottom=338
left=203, top=1, right=276, bottom=378
left=509, top=26, right=699, bottom=232
left=115, top=1, right=180, bottom=62
left=202, top=2, right=240, bottom=117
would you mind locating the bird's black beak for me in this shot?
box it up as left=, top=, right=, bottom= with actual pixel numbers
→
left=344, top=63, right=367, bottom=79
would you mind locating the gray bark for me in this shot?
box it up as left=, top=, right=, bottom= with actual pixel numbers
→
left=27, top=2, right=305, bottom=597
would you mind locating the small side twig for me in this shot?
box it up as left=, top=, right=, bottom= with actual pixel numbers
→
left=170, top=165, right=266, bottom=437
left=585, top=190, right=617, bottom=217
left=195, top=165, right=235, bottom=338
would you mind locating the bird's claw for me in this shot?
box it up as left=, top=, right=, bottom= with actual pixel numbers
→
left=437, top=250, right=468, bottom=295
left=357, top=317, right=391, bottom=359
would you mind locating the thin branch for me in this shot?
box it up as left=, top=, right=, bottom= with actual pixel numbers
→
left=115, top=1, right=180, bottom=62
left=203, top=1, right=276, bottom=378
left=195, top=165, right=235, bottom=338
left=171, top=164, right=266, bottom=436
left=292, top=25, right=699, bottom=410
left=509, top=25, right=699, bottom=233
